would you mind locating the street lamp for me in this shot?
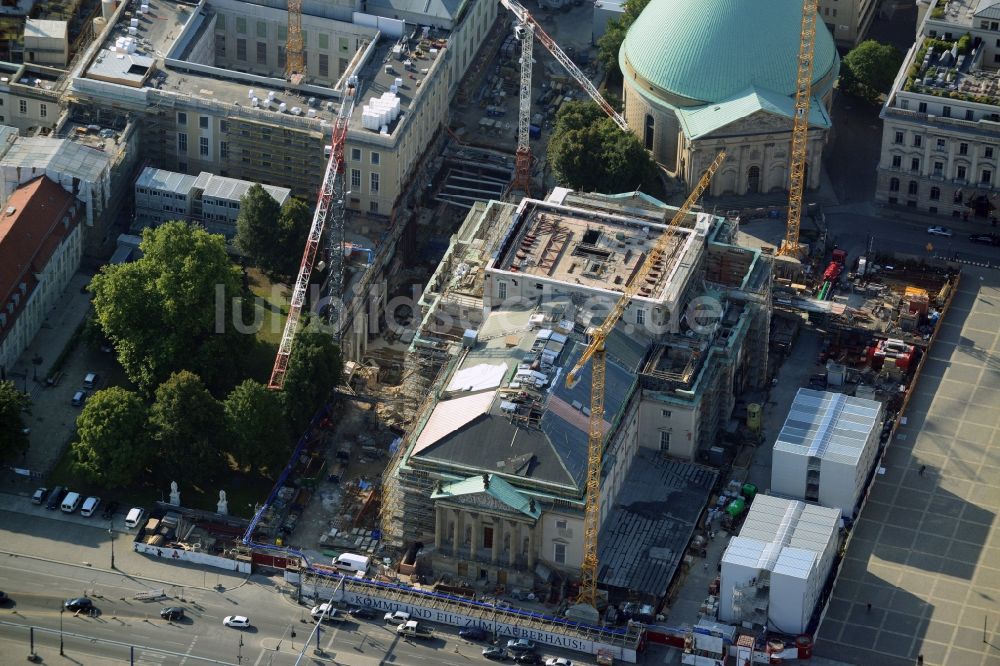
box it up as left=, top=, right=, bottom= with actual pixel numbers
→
left=109, top=523, right=115, bottom=570
left=59, top=608, right=64, bottom=656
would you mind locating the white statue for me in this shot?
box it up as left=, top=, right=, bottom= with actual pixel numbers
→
left=217, top=490, right=228, bottom=515
left=169, top=481, right=180, bottom=506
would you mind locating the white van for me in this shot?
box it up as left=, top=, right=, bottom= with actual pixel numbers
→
left=80, top=496, right=101, bottom=517
left=61, top=491, right=82, bottom=513
left=124, top=507, right=144, bottom=529
left=332, top=552, right=370, bottom=574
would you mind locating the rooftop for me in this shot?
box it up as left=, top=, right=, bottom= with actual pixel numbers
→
left=24, top=19, right=67, bottom=40
left=597, top=450, right=717, bottom=597
left=924, top=0, right=1000, bottom=28
left=0, top=136, right=110, bottom=182
left=492, top=197, right=706, bottom=306
left=407, top=307, right=645, bottom=494
left=773, top=389, right=882, bottom=466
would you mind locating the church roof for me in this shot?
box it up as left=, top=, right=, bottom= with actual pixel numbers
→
left=676, top=87, right=832, bottom=140
left=621, top=0, right=839, bottom=106
left=431, top=473, right=542, bottom=519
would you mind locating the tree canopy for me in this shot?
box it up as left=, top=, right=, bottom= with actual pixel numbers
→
left=0, top=380, right=30, bottom=463
left=282, top=322, right=343, bottom=429
left=840, top=40, right=904, bottom=103
left=236, top=186, right=311, bottom=280
left=71, top=387, right=151, bottom=487
left=596, top=0, right=653, bottom=76
left=547, top=101, right=659, bottom=194
left=89, top=222, right=252, bottom=394
left=224, top=379, right=291, bottom=475
left=149, top=371, right=225, bottom=486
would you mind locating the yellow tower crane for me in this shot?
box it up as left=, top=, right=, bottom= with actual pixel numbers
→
left=779, top=0, right=820, bottom=257
left=564, top=150, right=727, bottom=608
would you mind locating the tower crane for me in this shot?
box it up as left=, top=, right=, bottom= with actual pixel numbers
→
left=565, top=150, right=727, bottom=608
left=268, top=78, right=358, bottom=390
left=286, top=0, right=305, bottom=84
left=779, top=0, right=820, bottom=257
left=498, top=0, right=628, bottom=192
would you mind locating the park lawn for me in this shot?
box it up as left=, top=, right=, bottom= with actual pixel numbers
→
left=244, top=267, right=291, bottom=381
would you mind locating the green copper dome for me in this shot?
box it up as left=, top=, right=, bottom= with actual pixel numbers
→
left=621, top=0, right=839, bottom=107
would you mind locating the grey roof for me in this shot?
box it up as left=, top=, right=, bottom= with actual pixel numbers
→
left=88, top=49, right=155, bottom=85
left=201, top=174, right=291, bottom=206
left=1, top=137, right=110, bottom=182
left=366, top=0, right=466, bottom=22
left=25, top=19, right=67, bottom=40
left=597, top=450, right=718, bottom=597
left=136, top=167, right=198, bottom=195
left=773, top=389, right=882, bottom=466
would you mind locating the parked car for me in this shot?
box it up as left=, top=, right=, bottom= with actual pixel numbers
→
left=31, top=487, right=48, bottom=505
left=80, top=496, right=101, bottom=517
left=483, top=647, right=509, bottom=661
left=969, top=233, right=999, bottom=245
left=71, top=390, right=87, bottom=407
left=459, top=627, right=489, bottom=641
left=383, top=610, right=410, bottom=624
left=160, top=607, right=185, bottom=621
left=927, top=225, right=953, bottom=237
left=396, top=620, right=434, bottom=639
left=45, top=486, right=66, bottom=510
left=348, top=606, right=376, bottom=620
left=0, top=591, right=8, bottom=605
left=544, top=659, right=573, bottom=666
left=507, top=639, right=536, bottom=653
left=223, top=615, right=250, bottom=628
left=516, top=653, right=543, bottom=664
left=64, top=597, right=94, bottom=612
left=102, top=500, right=119, bottom=520
left=310, top=603, right=348, bottom=623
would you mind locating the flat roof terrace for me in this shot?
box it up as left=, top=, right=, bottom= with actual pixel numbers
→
left=494, top=200, right=697, bottom=303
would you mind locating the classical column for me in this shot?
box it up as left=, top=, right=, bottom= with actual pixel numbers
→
left=469, top=514, right=478, bottom=561
left=508, top=519, right=520, bottom=567
left=454, top=509, right=464, bottom=558
left=526, top=523, right=536, bottom=569
left=434, top=506, right=443, bottom=550
left=491, top=518, right=501, bottom=564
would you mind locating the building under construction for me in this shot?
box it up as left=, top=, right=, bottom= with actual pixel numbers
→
left=380, top=188, right=771, bottom=605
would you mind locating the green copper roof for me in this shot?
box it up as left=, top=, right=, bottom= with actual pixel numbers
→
left=676, top=87, right=832, bottom=140
left=621, top=0, right=839, bottom=106
left=431, top=473, right=542, bottom=519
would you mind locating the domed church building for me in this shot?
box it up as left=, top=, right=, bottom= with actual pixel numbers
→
left=620, top=0, right=840, bottom=196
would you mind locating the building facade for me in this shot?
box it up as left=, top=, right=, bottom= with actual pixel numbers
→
left=0, top=176, right=83, bottom=376
left=619, top=0, right=839, bottom=195
left=876, top=0, right=1000, bottom=219
left=818, top=0, right=878, bottom=48
left=23, top=20, right=69, bottom=67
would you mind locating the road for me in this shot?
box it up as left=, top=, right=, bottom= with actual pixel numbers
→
left=0, top=555, right=591, bottom=666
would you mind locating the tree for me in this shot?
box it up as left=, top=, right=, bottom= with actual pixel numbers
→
left=281, top=322, right=343, bottom=429
left=71, top=387, right=151, bottom=487
left=236, top=186, right=309, bottom=279
left=224, top=379, right=291, bottom=474
left=547, top=101, right=659, bottom=194
left=841, top=40, right=904, bottom=103
left=596, top=0, right=653, bottom=76
left=89, top=222, right=251, bottom=394
left=0, top=380, right=30, bottom=463
left=149, top=371, right=225, bottom=486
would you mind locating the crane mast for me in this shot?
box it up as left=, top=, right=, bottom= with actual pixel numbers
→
left=268, top=79, right=358, bottom=389
left=512, top=21, right=534, bottom=193
left=779, top=0, right=819, bottom=257
left=566, top=151, right=727, bottom=607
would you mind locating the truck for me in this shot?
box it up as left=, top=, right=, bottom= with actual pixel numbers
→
left=332, top=552, right=370, bottom=574
left=311, top=603, right=349, bottom=623
left=396, top=620, right=433, bottom=639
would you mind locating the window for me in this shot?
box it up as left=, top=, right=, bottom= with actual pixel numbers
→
left=236, top=16, right=246, bottom=34
left=913, top=135, right=922, bottom=148
left=944, top=105, right=953, bottom=117
left=177, top=132, right=187, bottom=153
left=351, top=147, right=361, bottom=161
left=200, top=136, right=209, bottom=157
left=911, top=157, right=920, bottom=171
left=936, top=138, right=945, bottom=150
left=256, top=21, right=266, bottom=38
left=220, top=141, right=228, bottom=159
left=19, top=100, right=27, bottom=115
left=370, top=172, right=380, bottom=193
left=644, top=114, right=655, bottom=150
left=933, top=161, right=944, bottom=176
left=960, top=142, right=969, bottom=155
left=966, top=110, right=975, bottom=121
left=930, top=186, right=940, bottom=200
left=983, top=169, right=993, bottom=185
left=894, top=131, right=903, bottom=144
left=351, top=169, right=361, bottom=189
left=216, top=14, right=225, bottom=29
left=278, top=25, right=287, bottom=40
left=371, top=151, right=380, bottom=165
left=497, top=280, right=507, bottom=300
left=556, top=519, right=567, bottom=529
left=659, top=431, right=670, bottom=451
left=553, top=543, right=566, bottom=565
left=318, top=32, right=328, bottom=49
left=220, top=120, right=229, bottom=133
left=197, top=116, right=208, bottom=129
left=892, top=155, right=902, bottom=168
left=177, top=112, right=187, bottom=125
left=908, top=180, right=918, bottom=195
left=919, top=102, right=927, bottom=113
left=318, top=53, right=329, bottom=77
left=369, top=200, right=379, bottom=213
left=339, top=36, right=349, bottom=51
left=661, top=409, right=672, bottom=418
left=215, top=34, right=226, bottom=57
left=236, top=38, right=246, bottom=61
left=39, top=103, right=46, bottom=118
left=987, top=147, right=995, bottom=159
left=635, top=308, right=646, bottom=325
left=257, top=41, right=267, bottom=65
left=889, top=177, right=900, bottom=192
left=958, top=165, right=967, bottom=180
